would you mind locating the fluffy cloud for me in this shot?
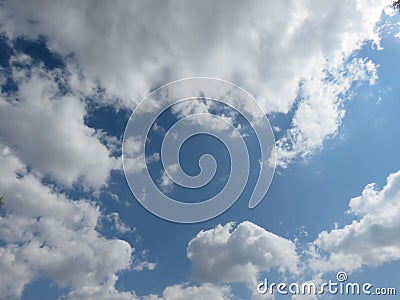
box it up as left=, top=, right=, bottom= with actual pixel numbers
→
left=66, top=280, right=231, bottom=300
left=187, top=221, right=299, bottom=285
left=0, top=143, right=133, bottom=298
left=0, top=1, right=397, bottom=298
left=123, top=137, right=148, bottom=174
left=62, top=275, right=139, bottom=300
left=0, top=55, right=118, bottom=190
left=184, top=169, right=400, bottom=295
left=309, top=170, right=400, bottom=274
left=0, top=0, right=391, bottom=166
left=276, top=58, right=379, bottom=167
left=106, top=212, right=133, bottom=234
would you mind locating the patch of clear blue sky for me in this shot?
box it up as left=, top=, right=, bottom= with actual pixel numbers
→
left=2, top=12, right=399, bottom=299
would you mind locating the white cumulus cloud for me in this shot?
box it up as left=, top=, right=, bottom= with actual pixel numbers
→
left=0, top=143, right=133, bottom=299
left=0, top=0, right=392, bottom=166
left=309, top=170, right=400, bottom=274
left=0, top=57, right=119, bottom=190
left=187, top=221, right=299, bottom=285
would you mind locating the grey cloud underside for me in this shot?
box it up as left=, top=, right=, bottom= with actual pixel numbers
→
left=0, top=0, right=389, bottom=166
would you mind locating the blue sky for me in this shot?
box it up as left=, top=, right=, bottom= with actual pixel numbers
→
left=1, top=1, right=400, bottom=300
